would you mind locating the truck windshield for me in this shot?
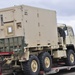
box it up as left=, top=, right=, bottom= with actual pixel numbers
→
left=63, top=26, right=74, bottom=37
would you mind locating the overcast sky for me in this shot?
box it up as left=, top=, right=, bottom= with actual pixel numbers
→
left=0, top=0, right=75, bottom=32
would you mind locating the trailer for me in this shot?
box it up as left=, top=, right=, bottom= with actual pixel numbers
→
left=0, top=65, right=75, bottom=75
left=40, top=66, right=75, bottom=75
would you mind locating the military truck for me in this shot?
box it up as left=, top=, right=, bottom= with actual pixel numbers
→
left=0, top=5, right=75, bottom=75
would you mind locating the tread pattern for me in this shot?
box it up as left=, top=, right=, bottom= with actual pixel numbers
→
left=22, top=55, right=40, bottom=75
left=39, top=52, right=52, bottom=72
left=65, top=50, right=75, bottom=66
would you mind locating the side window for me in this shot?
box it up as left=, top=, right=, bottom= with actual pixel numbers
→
left=67, top=27, right=74, bottom=36
left=7, top=26, right=13, bottom=34
left=0, top=15, right=4, bottom=26
left=65, top=30, right=68, bottom=36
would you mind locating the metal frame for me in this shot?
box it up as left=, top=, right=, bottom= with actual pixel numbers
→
left=39, top=66, right=75, bottom=75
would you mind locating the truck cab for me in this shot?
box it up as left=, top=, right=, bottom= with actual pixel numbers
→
left=57, top=24, right=75, bottom=66
left=58, top=24, right=75, bottom=47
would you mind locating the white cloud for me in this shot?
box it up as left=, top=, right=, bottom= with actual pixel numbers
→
left=0, top=0, right=75, bottom=33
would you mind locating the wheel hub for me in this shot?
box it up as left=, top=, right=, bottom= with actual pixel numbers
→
left=31, top=60, right=38, bottom=72
left=44, top=57, right=50, bottom=68
left=70, top=54, right=74, bottom=63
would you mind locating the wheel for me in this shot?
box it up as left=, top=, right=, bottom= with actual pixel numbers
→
left=65, top=50, right=75, bottom=66
left=39, top=52, right=52, bottom=72
left=22, top=55, right=40, bottom=75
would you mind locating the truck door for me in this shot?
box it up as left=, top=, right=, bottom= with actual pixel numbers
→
left=67, top=27, right=74, bottom=44
left=3, top=10, right=15, bottom=37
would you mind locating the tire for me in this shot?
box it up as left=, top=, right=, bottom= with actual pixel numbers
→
left=39, top=52, right=52, bottom=72
left=65, top=50, right=75, bottom=66
left=22, top=55, right=40, bottom=75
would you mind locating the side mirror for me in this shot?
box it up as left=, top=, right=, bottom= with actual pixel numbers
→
left=63, top=24, right=67, bottom=30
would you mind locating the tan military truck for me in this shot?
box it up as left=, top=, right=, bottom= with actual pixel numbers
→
left=0, top=5, right=75, bottom=75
